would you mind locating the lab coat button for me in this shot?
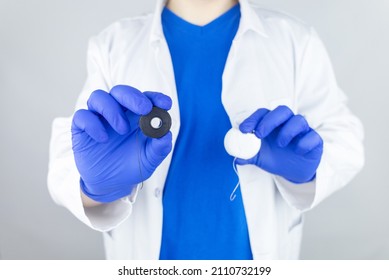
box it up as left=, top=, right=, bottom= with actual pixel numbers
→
left=154, top=188, right=161, bottom=198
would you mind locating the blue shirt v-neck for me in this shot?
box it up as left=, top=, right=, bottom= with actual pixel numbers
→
left=159, top=4, right=252, bottom=260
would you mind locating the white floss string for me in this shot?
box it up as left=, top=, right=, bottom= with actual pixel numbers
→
left=230, top=157, right=240, bottom=201
left=135, top=128, right=144, bottom=190
left=224, top=127, right=262, bottom=202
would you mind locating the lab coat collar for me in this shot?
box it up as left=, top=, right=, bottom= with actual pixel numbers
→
left=149, top=0, right=269, bottom=44
left=236, top=0, right=269, bottom=39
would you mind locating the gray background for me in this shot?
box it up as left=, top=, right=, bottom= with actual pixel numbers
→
left=0, top=0, right=388, bottom=259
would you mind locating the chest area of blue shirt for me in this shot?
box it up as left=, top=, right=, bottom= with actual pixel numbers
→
left=162, top=6, right=240, bottom=128
left=159, top=5, right=252, bottom=260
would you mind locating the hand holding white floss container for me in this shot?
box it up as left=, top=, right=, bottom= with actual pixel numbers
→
left=224, top=127, right=262, bottom=201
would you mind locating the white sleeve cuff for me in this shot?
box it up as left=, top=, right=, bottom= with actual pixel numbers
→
left=273, top=175, right=316, bottom=211
left=83, top=185, right=141, bottom=232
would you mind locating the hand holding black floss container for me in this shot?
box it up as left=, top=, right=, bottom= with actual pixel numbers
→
left=139, top=107, right=172, bottom=138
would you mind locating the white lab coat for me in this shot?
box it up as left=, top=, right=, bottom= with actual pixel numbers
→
left=47, top=0, right=364, bottom=259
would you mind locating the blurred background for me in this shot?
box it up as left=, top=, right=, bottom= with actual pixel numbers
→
left=0, top=0, right=388, bottom=259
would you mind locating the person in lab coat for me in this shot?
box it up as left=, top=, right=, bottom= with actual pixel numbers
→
left=47, top=0, right=364, bottom=259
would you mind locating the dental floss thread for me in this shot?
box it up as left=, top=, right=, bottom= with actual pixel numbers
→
left=224, top=127, right=261, bottom=201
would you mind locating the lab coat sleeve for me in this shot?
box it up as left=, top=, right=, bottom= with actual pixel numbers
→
left=47, top=36, right=138, bottom=232
left=274, top=27, right=365, bottom=211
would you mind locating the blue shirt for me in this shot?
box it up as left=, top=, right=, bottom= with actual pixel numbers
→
left=159, top=4, right=252, bottom=260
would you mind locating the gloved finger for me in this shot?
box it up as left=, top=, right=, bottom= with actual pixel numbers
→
left=239, top=108, right=269, bottom=134
left=276, top=114, right=310, bottom=148
left=235, top=150, right=260, bottom=166
left=144, top=132, right=173, bottom=168
left=294, top=129, right=323, bottom=155
left=110, top=85, right=153, bottom=115
left=143, top=91, right=172, bottom=110
left=87, top=90, right=131, bottom=135
left=72, top=109, right=108, bottom=143
left=235, top=157, right=257, bottom=166
left=255, top=105, right=294, bottom=139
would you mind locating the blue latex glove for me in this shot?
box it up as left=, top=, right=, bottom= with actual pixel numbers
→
left=237, top=106, right=323, bottom=183
left=71, top=85, right=173, bottom=203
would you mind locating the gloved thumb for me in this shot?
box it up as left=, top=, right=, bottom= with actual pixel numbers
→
left=235, top=156, right=257, bottom=166
left=144, top=132, right=173, bottom=168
